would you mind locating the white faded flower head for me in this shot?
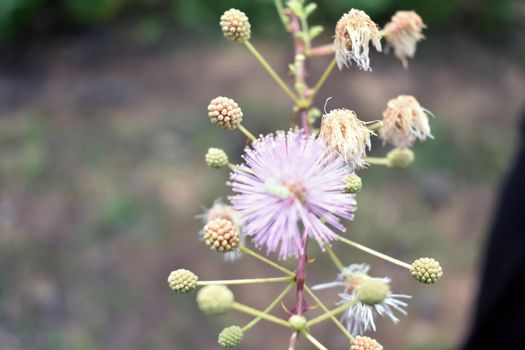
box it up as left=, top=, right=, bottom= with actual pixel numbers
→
left=312, top=264, right=411, bottom=335
left=384, top=11, right=426, bottom=68
left=197, top=199, right=244, bottom=262
left=379, top=95, right=432, bottom=148
left=334, top=9, right=382, bottom=71
left=319, top=109, right=373, bottom=170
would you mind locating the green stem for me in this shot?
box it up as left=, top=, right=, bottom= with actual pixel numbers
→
left=238, top=124, right=257, bottom=142
left=273, top=0, right=290, bottom=31
left=299, top=15, right=311, bottom=51
left=324, top=244, right=345, bottom=272
left=244, top=41, right=299, bottom=103
left=306, top=300, right=358, bottom=327
left=242, top=283, right=294, bottom=333
left=233, top=302, right=290, bottom=328
left=366, top=120, right=383, bottom=131
left=366, top=157, right=389, bottom=166
left=197, top=276, right=293, bottom=286
left=304, top=286, right=355, bottom=342
left=303, top=331, right=329, bottom=350
left=308, top=58, right=337, bottom=103
left=336, top=235, right=412, bottom=269
left=239, top=246, right=295, bottom=277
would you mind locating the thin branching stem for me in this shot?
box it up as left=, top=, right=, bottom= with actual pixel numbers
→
left=239, top=246, right=295, bottom=276
left=197, top=276, right=293, bottom=286
left=244, top=41, right=299, bottom=103
left=303, top=331, right=329, bottom=350
left=336, top=235, right=412, bottom=269
left=243, top=283, right=295, bottom=332
left=304, top=286, right=355, bottom=342
left=308, top=58, right=337, bottom=103
left=366, top=157, right=389, bottom=166
left=233, top=302, right=291, bottom=328
left=324, top=244, right=345, bottom=272
left=273, top=0, right=290, bottom=31
left=238, top=124, right=257, bottom=142
left=306, top=299, right=358, bottom=327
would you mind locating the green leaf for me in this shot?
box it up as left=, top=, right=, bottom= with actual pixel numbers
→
left=304, top=3, right=317, bottom=17
left=309, top=25, right=324, bottom=39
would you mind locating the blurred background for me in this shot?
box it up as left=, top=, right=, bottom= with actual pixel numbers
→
left=0, top=0, right=524, bottom=349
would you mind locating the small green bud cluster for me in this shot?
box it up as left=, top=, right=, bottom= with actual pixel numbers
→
left=197, top=285, right=235, bottom=314
left=220, top=9, right=251, bottom=43
left=356, top=278, right=390, bottom=305
left=218, top=325, right=244, bottom=347
left=167, top=269, right=198, bottom=293
left=344, top=173, right=362, bottom=193
left=206, top=148, right=229, bottom=168
left=387, top=148, right=414, bottom=168
left=351, top=335, right=384, bottom=350
left=411, top=257, right=443, bottom=284
left=203, top=218, right=241, bottom=253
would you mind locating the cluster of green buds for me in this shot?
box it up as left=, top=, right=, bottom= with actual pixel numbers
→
left=167, top=1, right=443, bottom=349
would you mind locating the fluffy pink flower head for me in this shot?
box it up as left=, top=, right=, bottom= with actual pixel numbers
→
left=228, top=129, right=356, bottom=259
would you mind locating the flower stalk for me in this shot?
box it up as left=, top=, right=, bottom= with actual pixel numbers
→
left=197, top=276, right=293, bottom=286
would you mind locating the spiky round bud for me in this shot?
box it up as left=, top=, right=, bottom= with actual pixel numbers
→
left=288, top=315, right=307, bottom=331
left=344, top=174, right=362, bottom=193
left=351, top=336, right=384, bottom=350
left=208, top=96, right=243, bottom=130
left=386, top=148, right=414, bottom=168
left=220, top=9, right=251, bottom=43
left=197, top=285, right=234, bottom=314
left=203, top=218, right=240, bottom=253
left=206, top=148, right=229, bottom=168
left=218, top=325, right=244, bottom=348
left=411, top=257, right=443, bottom=284
left=167, top=269, right=198, bottom=293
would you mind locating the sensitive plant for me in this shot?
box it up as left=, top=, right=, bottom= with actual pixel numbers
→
left=168, top=1, right=442, bottom=349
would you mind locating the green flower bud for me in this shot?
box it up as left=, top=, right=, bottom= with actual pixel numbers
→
left=351, top=335, right=383, bottom=350
left=411, top=257, right=443, bottom=284
left=220, top=9, right=251, bottom=43
left=218, top=325, right=244, bottom=348
left=167, top=269, right=198, bottom=293
left=288, top=315, right=307, bottom=331
left=197, top=285, right=234, bottom=314
left=206, top=148, right=229, bottom=168
left=356, top=278, right=390, bottom=305
left=344, top=174, right=362, bottom=193
left=386, top=148, right=414, bottom=168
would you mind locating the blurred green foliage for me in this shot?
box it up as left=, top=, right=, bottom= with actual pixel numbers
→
left=0, top=0, right=518, bottom=42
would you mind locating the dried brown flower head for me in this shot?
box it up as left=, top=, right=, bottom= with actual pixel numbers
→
left=384, top=11, right=426, bottom=68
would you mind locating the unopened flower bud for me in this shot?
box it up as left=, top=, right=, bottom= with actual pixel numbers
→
left=197, top=285, right=234, bottom=314
left=356, top=278, right=391, bottom=305
left=351, top=336, right=383, bottom=350
left=218, top=325, right=244, bottom=347
left=288, top=315, right=307, bottom=331
left=411, top=257, right=443, bottom=284
left=344, top=174, right=362, bottom=193
left=203, top=218, right=241, bottom=253
left=208, top=96, right=243, bottom=130
left=220, top=9, right=251, bottom=43
left=387, top=148, right=414, bottom=168
left=167, top=269, right=198, bottom=293
left=206, top=148, right=229, bottom=168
